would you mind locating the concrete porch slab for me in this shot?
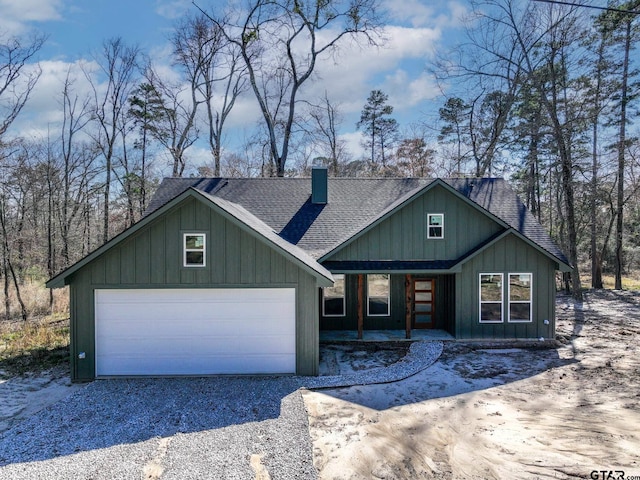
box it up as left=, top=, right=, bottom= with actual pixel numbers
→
left=320, top=329, right=454, bottom=342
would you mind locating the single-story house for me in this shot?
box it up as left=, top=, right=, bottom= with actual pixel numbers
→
left=47, top=169, right=571, bottom=381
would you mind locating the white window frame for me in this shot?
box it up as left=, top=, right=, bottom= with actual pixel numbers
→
left=183, top=233, right=206, bottom=267
left=427, top=213, right=444, bottom=239
left=367, top=274, right=390, bottom=317
left=479, top=273, right=503, bottom=323
left=323, top=274, right=346, bottom=317
left=508, top=273, right=533, bottom=323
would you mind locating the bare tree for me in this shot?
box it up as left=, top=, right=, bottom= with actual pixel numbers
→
left=143, top=66, right=200, bottom=177
left=303, top=92, right=347, bottom=175
left=174, top=14, right=248, bottom=176
left=59, top=68, right=96, bottom=266
left=85, top=38, right=139, bottom=242
left=442, top=0, right=589, bottom=299
left=396, top=136, right=435, bottom=177
left=0, top=32, right=45, bottom=141
left=201, top=0, right=382, bottom=176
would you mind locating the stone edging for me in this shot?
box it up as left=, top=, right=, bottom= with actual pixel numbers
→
left=301, top=341, right=444, bottom=390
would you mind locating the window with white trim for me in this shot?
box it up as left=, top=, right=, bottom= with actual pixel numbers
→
left=479, top=273, right=503, bottom=323
left=183, top=233, right=206, bottom=267
left=427, top=213, right=444, bottom=239
left=367, top=274, right=390, bottom=316
left=323, top=274, right=346, bottom=317
left=508, top=273, right=532, bottom=322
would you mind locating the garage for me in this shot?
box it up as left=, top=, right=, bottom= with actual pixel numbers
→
left=95, top=288, right=296, bottom=376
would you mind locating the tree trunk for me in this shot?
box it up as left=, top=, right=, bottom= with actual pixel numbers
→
left=0, top=200, right=27, bottom=321
left=614, top=19, right=631, bottom=290
left=103, top=155, right=111, bottom=243
left=590, top=29, right=607, bottom=289
left=3, top=241, right=9, bottom=321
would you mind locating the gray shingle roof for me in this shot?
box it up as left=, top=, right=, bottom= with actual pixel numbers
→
left=146, top=177, right=570, bottom=267
left=195, top=189, right=333, bottom=284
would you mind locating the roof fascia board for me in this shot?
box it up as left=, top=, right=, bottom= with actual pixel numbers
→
left=318, top=179, right=510, bottom=262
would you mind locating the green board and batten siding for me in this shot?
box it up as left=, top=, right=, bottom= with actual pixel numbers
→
left=68, top=196, right=320, bottom=381
left=322, top=184, right=558, bottom=340
left=455, top=234, right=557, bottom=339
left=327, top=185, right=503, bottom=262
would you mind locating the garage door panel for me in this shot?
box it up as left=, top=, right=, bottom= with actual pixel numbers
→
left=99, top=354, right=295, bottom=376
left=96, top=303, right=295, bottom=323
left=98, top=334, right=295, bottom=356
left=97, top=315, right=295, bottom=338
left=96, top=303, right=294, bottom=330
left=95, top=288, right=296, bottom=376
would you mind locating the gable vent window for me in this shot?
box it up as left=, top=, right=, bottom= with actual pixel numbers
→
left=184, top=233, right=206, bottom=267
left=427, top=213, right=444, bottom=239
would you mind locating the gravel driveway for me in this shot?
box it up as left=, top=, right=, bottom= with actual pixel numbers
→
left=0, top=342, right=442, bottom=479
left=0, top=377, right=315, bottom=480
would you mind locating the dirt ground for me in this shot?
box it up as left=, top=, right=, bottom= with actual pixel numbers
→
left=0, top=365, right=82, bottom=434
left=303, top=290, right=640, bottom=480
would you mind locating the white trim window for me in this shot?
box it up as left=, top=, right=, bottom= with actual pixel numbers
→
left=427, top=213, right=444, bottom=239
left=367, top=274, right=390, bottom=316
left=479, top=273, right=503, bottom=323
left=183, top=233, right=206, bottom=267
left=508, top=273, right=532, bottom=323
left=323, top=274, right=346, bottom=317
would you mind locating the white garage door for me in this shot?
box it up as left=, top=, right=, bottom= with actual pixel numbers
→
left=95, top=288, right=296, bottom=376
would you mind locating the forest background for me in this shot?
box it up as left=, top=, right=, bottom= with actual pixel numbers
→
left=0, top=0, right=639, bottom=323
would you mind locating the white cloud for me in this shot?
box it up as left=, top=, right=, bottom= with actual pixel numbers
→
left=155, top=0, right=193, bottom=20
left=383, top=0, right=469, bottom=29
left=340, top=131, right=366, bottom=160
left=6, top=59, right=97, bottom=141
left=0, top=0, right=63, bottom=33
left=382, top=70, right=440, bottom=109
left=384, top=0, right=437, bottom=28
left=309, top=25, right=440, bottom=115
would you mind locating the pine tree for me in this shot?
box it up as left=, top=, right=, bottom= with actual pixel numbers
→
left=357, top=90, right=399, bottom=167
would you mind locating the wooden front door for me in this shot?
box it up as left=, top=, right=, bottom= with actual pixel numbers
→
left=413, top=278, right=435, bottom=329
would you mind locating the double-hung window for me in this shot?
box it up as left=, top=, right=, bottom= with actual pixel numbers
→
left=479, top=273, right=503, bottom=323
left=367, top=274, right=390, bottom=316
left=508, top=273, right=532, bottom=322
left=183, top=233, right=206, bottom=267
left=323, top=274, right=346, bottom=316
left=427, top=213, right=444, bottom=239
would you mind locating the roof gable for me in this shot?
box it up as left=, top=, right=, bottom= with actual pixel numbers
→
left=47, top=188, right=333, bottom=288
left=145, top=176, right=570, bottom=270
left=318, top=179, right=510, bottom=262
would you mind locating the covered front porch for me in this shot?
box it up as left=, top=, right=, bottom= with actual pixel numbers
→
left=320, top=272, right=456, bottom=339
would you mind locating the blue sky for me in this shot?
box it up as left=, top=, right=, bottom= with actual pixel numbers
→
left=2, top=0, right=469, bottom=172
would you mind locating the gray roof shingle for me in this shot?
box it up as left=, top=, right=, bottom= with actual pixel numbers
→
left=146, top=177, right=570, bottom=267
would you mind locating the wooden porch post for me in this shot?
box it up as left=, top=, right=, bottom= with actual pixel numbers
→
left=357, top=274, right=364, bottom=340
left=405, top=274, right=412, bottom=339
